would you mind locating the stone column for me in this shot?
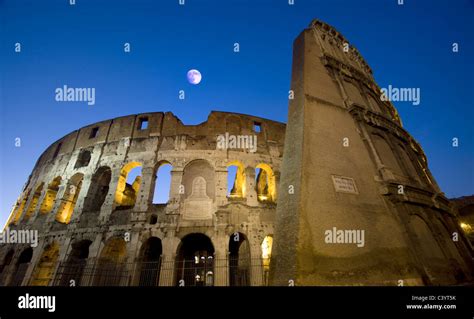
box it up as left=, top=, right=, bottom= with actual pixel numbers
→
left=124, top=231, right=141, bottom=286
left=167, top=167, right=184, bottom=211
left=214, top=166, right=228, bottom=207
left=44, top=184, right=68, bottom=227
left=69, top=173, right=93, bottom=225
left=135, top=166, right=155, bottom=212
left=249, top=240, right=264, bottom=286
left=159, top=233, right=180, bottom=286
left=22, top=239, right=46, bottom=286
left=98, top=168, right=122, bottom=223
left=245, top=167, right=258, bottom=206
left=212, top=233, right=228, bottom=286
left=27, top=188, right=47, bottom=226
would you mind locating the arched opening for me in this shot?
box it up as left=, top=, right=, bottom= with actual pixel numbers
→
left=227, top=161, right=246, bottom=199
left=31, top=242, right=60, bottom=286
left=261, top=235, right=273, bottom=285
left=0, top=250, right=14, bottom=285
left=39, top=177, right=62, bottom=214
left=152, top=162, right=172, bottom=204
left=56, top=173, right=84, bottom=224
left=11, top=190, right=31, bottom=224
left=83, top=166, right=112, bottom=212
left=367, top=94, right=383, bottom=113
left=74, top=150, right=91, bottom=169
left=398, top=144, right=421, bottom=183
left=149, top=214, right=158, bottom=224
left=94, top=237, right=127, bottom=286
left=410, top=215, right=451, bottom=284
left=57, top=240, right=92, bottom=286
left=182, top=160, right=215, bottom=200
left=229, top=232, right=250, bottom=286
left=371, top=134, right=404, bottom=178
left=438, top=221, right=468, bottom=283
left=9, top=247, right=33, bottom=286
left=115, top=162, right=142, bottom=209
left=255, top=164, right=276, bottom=203
left=138, top=237, right=162, bottom=286
left=23, top=183, right=44, bottom=221
left=175, top=233, right=214, bottom=286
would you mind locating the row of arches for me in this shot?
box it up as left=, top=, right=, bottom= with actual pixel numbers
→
left=9, top=159, right=277, bottom=226
left=0, top=233, right=274, bottom=287
left=227, top=162, right=277, bottom=203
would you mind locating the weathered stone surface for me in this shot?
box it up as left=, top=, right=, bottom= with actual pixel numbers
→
left=270, top=19, right=473, bottom=286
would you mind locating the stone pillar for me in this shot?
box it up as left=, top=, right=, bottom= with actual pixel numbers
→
left=27, top=188, right=47, bottom=226
left=249, top=239, right=264, bottom=286
left=44, top=184, right=68, bottom=227
left=159, top=233, right=180, bottom=286
left=69, top=174, right=93, bottom=225
left=245, top=167, right=258, bottom=206
left=214, top=166, right=228, bottom=207
left=167, top=167, right=184, bottom=210
left=98, top=169, right=122, bottom=223
left=212, top=233, right=228, bottom=286
left=135, top=166, right=155, bottom=212
left=124, top=231, right=141, bottom=286
left=270, top=23, right=418, bottom=286
left=22, top=239, right=46, bottom=286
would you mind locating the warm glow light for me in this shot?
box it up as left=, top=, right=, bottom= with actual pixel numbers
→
left=261, top=236, right=273, bottom=260
left=258, top=195, right=268, bottom=201
left=460, top=222, right=472, bottom=233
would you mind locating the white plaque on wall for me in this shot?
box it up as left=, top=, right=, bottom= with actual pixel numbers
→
left=331, top=175, right=359, bottom=194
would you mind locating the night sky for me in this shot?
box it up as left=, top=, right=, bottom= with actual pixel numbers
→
left=1, top=0, right=473, bottom=226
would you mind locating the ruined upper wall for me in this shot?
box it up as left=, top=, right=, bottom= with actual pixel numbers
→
left=309, top=19, right=374, bottom=83
left=33, top=111, right=286, bottom=171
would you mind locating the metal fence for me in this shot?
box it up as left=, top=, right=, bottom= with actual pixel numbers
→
left=0, top=263, right=30, bottom=286
left=49, top=257, right=269, bottom=287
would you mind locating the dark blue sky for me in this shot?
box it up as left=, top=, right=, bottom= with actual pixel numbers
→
left=1, top=0, right=473, bottom=226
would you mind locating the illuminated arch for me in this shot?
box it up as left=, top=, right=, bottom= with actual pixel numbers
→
left=94, top=237, right=127, bottom=286
left=115, top=161, right=142, bottom=208
left=255, top=163, right=276, bottom=203
left=56, top=173, right=84, bottom=224
left=30, top=242, right=60, bottom=286
left=23, top=183, right=45, bottom=221
left=261, top=235, right=273, bottom=285
left=227, top=160, right=246, bottom=199
left=10, top=191, right=30, bottom=225
left=39, top=177, right=62, bottom=214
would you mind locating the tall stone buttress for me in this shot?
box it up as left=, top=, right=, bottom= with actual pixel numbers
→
left=270, top=20, right=473, bottom=286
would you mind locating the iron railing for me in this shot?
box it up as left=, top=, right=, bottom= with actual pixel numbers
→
left=49, top=257, right=270, bottom=287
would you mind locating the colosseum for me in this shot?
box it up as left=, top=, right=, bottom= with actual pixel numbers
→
left=1, top=19, right=473, bottom=287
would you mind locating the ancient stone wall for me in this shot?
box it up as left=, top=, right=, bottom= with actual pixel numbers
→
left=270, top=19, right=474, bottom=286
left=1, top=111, right=285, bottom=286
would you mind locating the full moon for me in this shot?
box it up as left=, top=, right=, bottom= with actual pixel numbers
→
left=187, top=69, right=202, bottom=85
